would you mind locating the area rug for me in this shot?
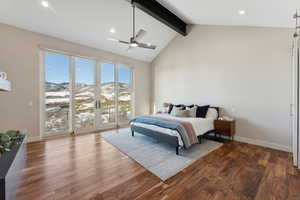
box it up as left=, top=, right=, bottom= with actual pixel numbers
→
left=101, top=128, right=223, bottom=181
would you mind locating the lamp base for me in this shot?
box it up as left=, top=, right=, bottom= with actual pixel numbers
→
left=0, top=79, right=11, bottom=92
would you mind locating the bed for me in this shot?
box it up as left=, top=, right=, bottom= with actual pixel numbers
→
left=130, top=107, right=219, bottom=155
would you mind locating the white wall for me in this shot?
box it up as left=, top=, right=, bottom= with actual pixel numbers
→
left=0, top=23, right=151, bottom=141
left=152, top=25, right=293, bottom=151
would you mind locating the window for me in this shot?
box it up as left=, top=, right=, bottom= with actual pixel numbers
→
left=42, top=51, right=134, bottom=136
left=44, top=52, right=70, bottom=133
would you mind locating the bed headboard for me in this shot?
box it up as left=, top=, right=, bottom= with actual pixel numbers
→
left=167, top=103, right=220, bottom=118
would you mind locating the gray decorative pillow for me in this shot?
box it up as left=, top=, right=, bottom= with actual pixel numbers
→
left=171, top=107, right=188, bottom=117
left=176, top=109, right=189, bottom=117
left=186, top=106, right=197, bottom=117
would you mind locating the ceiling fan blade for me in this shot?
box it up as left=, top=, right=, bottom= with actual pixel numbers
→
left=135, top=29, right=147, bottom=42
left=119, top=40, right=130, bottom=44
left=107, top=38, right=130, bottom=44
left=107, top=38, right=119, bottom=42
left=137, top=43, right=156, bottom=50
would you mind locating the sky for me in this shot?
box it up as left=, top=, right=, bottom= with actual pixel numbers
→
left=45, top=52, right=132, bottom=84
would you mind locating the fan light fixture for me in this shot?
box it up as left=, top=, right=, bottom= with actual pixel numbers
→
left=130, top=43, right=138, bottom=47
left=41, top=0, right=49, bottom=8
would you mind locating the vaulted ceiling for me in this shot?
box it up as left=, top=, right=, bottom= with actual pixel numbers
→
left=0, top=0, right=299, bottom=62
left=0, top=0, right=177, bottom=62
left=157, top=0, right=299, bottom=28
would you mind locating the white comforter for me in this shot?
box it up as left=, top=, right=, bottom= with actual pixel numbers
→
left=131, top=114, right=215, bottom=147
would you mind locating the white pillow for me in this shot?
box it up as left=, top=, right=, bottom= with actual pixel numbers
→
left=206, top=108, right=218, bottom=119
left=170, top=107, right=179, bottom=116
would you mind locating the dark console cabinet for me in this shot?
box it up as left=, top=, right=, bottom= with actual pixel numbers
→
left=0, top=137, right=26, bottom=200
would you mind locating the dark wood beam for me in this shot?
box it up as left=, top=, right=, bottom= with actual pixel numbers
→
left=131, top=0, right=187, bottom=36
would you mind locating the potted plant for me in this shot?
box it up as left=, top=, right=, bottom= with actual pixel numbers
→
left=0, top=130, right=24, bottom=157
left=0, top=130, right=26, bottom=200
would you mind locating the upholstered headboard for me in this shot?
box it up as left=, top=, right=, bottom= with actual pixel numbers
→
left=167, top=103, right=220, bottom=118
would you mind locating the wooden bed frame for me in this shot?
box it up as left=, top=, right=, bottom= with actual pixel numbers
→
left=131, top=107, right=219, bottom=155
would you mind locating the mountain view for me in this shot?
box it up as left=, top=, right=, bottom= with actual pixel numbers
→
left=45, top=82, right=132, bottom=133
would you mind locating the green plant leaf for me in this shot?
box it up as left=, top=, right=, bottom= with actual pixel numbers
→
left=0, top=130, right=24, bottom=156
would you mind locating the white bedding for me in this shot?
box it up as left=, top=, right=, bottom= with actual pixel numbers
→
left=131, top=114, right=215, bottom=147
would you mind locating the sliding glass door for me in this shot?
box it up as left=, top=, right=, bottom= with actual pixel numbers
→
left=44, top=52, right=71, bottom=135
left=99, top=63, right=116, bottom=125
left=99, top=63, right=133, bottom=126
left=117, top=66, right=133, bottom=124
left=74, top=58, right=97, bottom=133
left=42, top=51, right=134, bottom=137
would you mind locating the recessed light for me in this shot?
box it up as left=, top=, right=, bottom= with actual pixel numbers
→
left=239, top=10, right=246, bottom=15
left=147, top=43, right=151, bottom=47
left=110, top=28, right=116, bottom=34
left=41, top=0, right=49, bottom=8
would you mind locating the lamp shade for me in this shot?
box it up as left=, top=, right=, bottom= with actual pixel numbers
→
left=0, top=78, right=11, bottom=92
left=163, top=102, right=170, bottom=108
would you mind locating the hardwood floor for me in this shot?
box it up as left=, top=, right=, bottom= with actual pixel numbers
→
left=16, top=131, right=300, bottom=200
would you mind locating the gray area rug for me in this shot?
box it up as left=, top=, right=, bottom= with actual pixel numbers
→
left=101, top=128, right=223, bottom=181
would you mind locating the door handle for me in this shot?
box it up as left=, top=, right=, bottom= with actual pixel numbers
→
left=98, top=100, right=101, bottom=109
left=95, top=101, right=98, bottom=109
left=290, top=104, right=294, bottom=117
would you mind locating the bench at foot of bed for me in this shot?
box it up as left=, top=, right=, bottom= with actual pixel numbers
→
left=131, top=126, right=181, bottom=155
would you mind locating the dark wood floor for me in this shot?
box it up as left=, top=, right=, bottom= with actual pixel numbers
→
left=16, top=131, right=300, bottom=200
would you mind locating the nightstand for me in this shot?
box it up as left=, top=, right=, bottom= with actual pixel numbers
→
left=214, top=120, right=236, bottom=141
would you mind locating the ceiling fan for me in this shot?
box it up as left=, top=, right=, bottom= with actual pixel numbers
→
left=108, top=4, right=157, bottom=51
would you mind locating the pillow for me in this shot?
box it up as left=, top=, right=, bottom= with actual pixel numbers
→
left=168, top=104, right=174, bottom=114
left=206, top=108, right=218, bottom=119
left=185, top=104, right=194, bottom=109
left=177, top=109, right=189, bottom=117
left=186, top=106, right=197, bottom=117
left=168, top=104, right=185, bottom=113
left=196, top=105, right=210, bottom=118
left=171, top=107, right=186, bottom=117
left=175, top=104, right=185, bottom=109
left=170, top=106, right=178, bottom=116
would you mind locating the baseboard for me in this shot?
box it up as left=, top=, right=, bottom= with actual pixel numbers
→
left=27, top=136, right=41, bottom=143
left=235, top=136, right=291, bottom=152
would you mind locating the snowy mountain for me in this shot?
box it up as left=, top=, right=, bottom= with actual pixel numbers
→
left=45, top=82, right=130, bottom=104
left=46, top=82, right=69, bottom=92
left=45, top=81, right=131, bottom=132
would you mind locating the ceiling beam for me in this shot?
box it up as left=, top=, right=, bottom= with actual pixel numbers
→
left=131, top=0, right=187, bottom=36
